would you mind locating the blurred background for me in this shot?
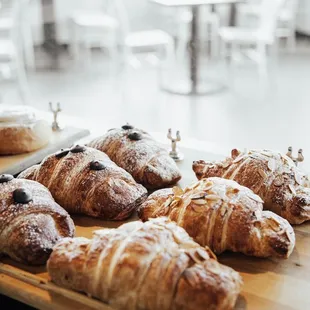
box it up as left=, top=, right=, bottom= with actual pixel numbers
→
left=0, top=0, right=310, bottom=154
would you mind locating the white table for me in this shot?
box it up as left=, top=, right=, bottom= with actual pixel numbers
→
left=150, top=0, right=243, bottom=95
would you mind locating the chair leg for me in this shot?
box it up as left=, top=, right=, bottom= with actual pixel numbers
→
left=71, top=23, right=80, bottom=62
left=211, top=19, right=220, bottom=58
left=286, top=32, right=296, bottom=52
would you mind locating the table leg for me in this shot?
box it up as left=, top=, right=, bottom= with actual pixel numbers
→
left=229, top=3, right=237, bottom=27
left=41, top=0, right=60, bottom=70
left=189, top=6, right=199, bottom=94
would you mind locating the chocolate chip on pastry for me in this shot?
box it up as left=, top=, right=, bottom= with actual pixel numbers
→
left=121, top=124, right=134, bottom=130
left=88, top=128, right=182, bottom=189
left=89, top=160, right=106, bottom=171
left=55, top=148, right=70, bottom=159
left=18, top=146, right=147, bottom=220
left=70, top=145, right=86, bottom=153
left=127, top=131, right=142, bottom=141
left=0, top=174, right=14, bottom=183
left=47, top=217, right=242, bottom=310
left=13, top=188, right=33, bottom=204
left=193, top=149, right=310, bottom=224
left=138, top=177, right=295, bottom=259
left=0, top=178, right=74, bottom=265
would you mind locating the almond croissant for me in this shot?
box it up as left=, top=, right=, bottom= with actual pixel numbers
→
left=0, top=174, right=74, bottom=265
left=47, top=217, right=242, bottom=310
left=18, top=145, right=147, bottom=220
left=138, top=178, right=295, bottom=258
left=88, top=125, right=182, bottom=189
left=193, top=149, right=310, bottom=224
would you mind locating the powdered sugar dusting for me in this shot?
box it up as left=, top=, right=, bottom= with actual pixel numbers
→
left=88, top=128, right=181, bottom=189
left=0, top=177, right=74, bottom=264
left=193, top=149, right=310, bottom=224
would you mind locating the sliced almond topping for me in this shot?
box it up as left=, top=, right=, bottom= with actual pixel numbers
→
left=283, top=166, right=291, bottom=174
left=274, top=176, right=284, bottom=187
left=205, top=194, right=221, bottom=201
left=285, top=230, right=294, bottom=243
left=261, top=151, right=272, bottom=157
left=170, top=199, right=180, bottom=209
left=220, top=205, right=228, bottom=217
left=186, top=250, right=202, bottom=264
left=233, top=155, right=245, bottom=163
left=226, top=187, right=240, bottom=195
left=182, top=197, right=192, bottom=208
left=222, top=161, right=231, bottom=168
left=268, top=158, right=277, bottom=172
left=192, top=199, right=206, bottom=205
left=190, top=191, right=206, bottom=200
left=294, top=172, right=303, bottom=186
left=191, top=204, right=205, bottom=213
left=288, top=184, right=296, bottom=195
left=173, top=186, right=184, bottom=196
left=250, top=194, right=264, bottom=203
left=258, top=169, right=268, bottom=179
left=196, top=248, right=210, bottom=260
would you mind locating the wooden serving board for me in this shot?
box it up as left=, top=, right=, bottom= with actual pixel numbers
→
left=0, top=146, right=309, bottom=310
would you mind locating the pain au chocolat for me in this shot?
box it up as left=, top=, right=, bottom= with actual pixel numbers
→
left=88, top=125, right=182, bottom=189
left=18, top=146, right=147, bottom=220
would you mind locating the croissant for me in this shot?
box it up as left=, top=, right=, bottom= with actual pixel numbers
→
left=138, top=177, right=295, bottom=258
left=0, top=174, right=74, bottom=265
left=18, top=145, right=147, bottom=220
left=193, top=149, right=310, bottom=224
left=88, top=125, right=182, bottom=189
left=47, top=217, right=242, bottom=310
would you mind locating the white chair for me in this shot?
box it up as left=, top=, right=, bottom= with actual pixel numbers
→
left=176, top=5, right=220, bottom=59
left=69, top=0, right=175, bottom=71
left=0, top=0, right=35, bottom=69
left=0, top=0, right=32, bottom=104
left=238, top=0, right=299, bottom=51
left=70, top=0, right=120, bottom=66
left=219, top=0, right=285, bottom=87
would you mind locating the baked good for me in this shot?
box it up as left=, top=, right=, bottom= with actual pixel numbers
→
left=193, top=149, right=310, bottom=224
left=0, top=105, right=52, bottom=155
left=47, top=217, right=242, bottom=310
left=88, top=125, right=182, bottom=189
left=138, top=177, right=295, bottom=258
left=18, top=145, right=147, bottom=220
left=0, top=174, right=74, bottom=265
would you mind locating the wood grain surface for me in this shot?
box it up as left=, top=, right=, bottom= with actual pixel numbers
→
left=0, top=146, right=309, bottom=310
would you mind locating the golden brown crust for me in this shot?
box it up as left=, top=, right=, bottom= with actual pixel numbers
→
left=138, top=178, right=295, bottom=258
left=88, top=127, right=181, bottom=189
left=193, top=149, right=310, bottom=224
left=0, top=176, right=74, bottom=265
left=18, top=146, right=147, bottom=220
left=47, top=218, right=242, bottom=310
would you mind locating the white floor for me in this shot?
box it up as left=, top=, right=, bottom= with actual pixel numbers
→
left=2, top=38, right=310, bottom=167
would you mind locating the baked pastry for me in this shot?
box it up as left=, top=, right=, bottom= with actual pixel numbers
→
left=138, top=177, right=295, bottom=258
left=18, top=145, right=147, bottom=220
left=88, top=125, right=181, bottom=189
left=0, top=174, right=74, bottom=265
left=47, top=217, right=242, bottom=310
left=0, top=105, right=52, bottom=155
left=193, top=149, right=310, bottom=224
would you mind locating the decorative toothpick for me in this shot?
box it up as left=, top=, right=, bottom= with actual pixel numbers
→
left=167, top=128, right=184, bottom=162
left=49, top=102, right=62, bottom=131
left=286, top=146, right=304, bottom=166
